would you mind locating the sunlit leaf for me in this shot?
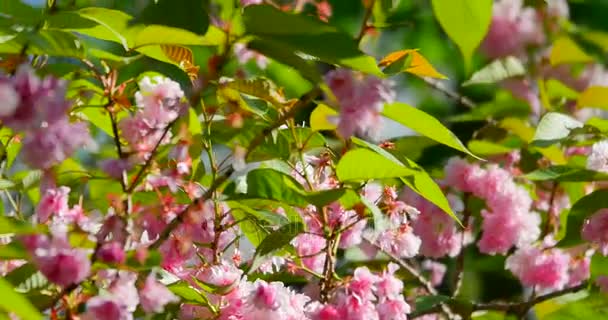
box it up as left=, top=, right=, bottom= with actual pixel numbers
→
left=550, top=36, right=593, bottom=66
left=431, top=0, right=492, bottom=69
left=0, top=278, right=42, bottom=320
left=532, top=112, right=583, bottom=147
left=463, top=56, right=525, bottom=86
left=560, top=189, right=608, bottom=247
left=577, top=86, right=608, bottom=109
left=243, top=5, right=383, bottom=76
left=310, top=103, right=338, bottom=131
left=382, top=102, right=479, bottom=159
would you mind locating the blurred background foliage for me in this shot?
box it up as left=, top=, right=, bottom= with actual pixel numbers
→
left=4, top=0, right=608, bottom=317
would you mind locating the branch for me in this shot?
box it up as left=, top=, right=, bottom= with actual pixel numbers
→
left=356, top=0, right=377, bottom=43
left=422, top=77, right=476, bottom=109
left=364, top=239, right=457, bottom=319
left=149, top=86, right=322, bottom=250
left=473, top=282, right=589, bottom=316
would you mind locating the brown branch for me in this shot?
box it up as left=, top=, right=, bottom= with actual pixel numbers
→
left=473, top=282, right=589, bottom=316
left=149, top=86, right=322, bottom=251
left=356, top=0, right=377, bottom=43
left=422, top=77, right=476, bottom=109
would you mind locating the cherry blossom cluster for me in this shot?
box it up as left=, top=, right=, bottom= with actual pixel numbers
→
left=0, top=65, right=92, bottom=169
left=325, top=69, right=396, bottom=140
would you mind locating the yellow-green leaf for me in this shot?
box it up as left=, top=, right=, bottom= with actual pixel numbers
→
left=550, top=37, right=593, bottom=66
left=382, top=102, right=480, bottom=159
left=0, top=278, right=42, bottom=320
left=577, top=86, right=608, bottom=109
left=310, top=103, right=338, bottom=131
left=500, top=118, right=566, bottom=164
left=431, top=0, right=492, bottom=69
left=584, top=31, right=608, bottom=52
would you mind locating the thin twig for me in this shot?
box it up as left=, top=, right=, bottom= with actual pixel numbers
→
left=452, top=194, right=471, bottom=297
left=473, top=282, right=588, bottom=316
left=356, top=0, right=377, bottom=43
left=422, top=77, right=476, bottom=109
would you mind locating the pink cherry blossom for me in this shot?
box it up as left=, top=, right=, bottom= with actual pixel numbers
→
left=404, top=190, right=462, bottom=258
left=376, top=263, right=403, bottom=299
left=82, top=296, right=132, bottom=320
left=21, top=119, right=92, bottom=169
left=567, top=256, right=590, bottom=287
left=100, top=158, right=132, bottom=179
left=292, top=233, right=326, bottom=274
left=196, top=260, right=243, bottom=290
left=1, top=65, right=69, bottom=130
left=376, top=297, right=410, bottom=320
left=135, top=76, right=185, bottom=125
left=480, top=0, right=544, bottom=59
left=582, top=209, right=608, bottom=255
left=506, top=247, right=571, bottom=293
left=109, top=272, right=140, bottom=314
left=97, top=241, right=126, bottom=264
left=234, top=43, right=268, bottom=69
left=349, top=267, right=380, bottom=301
left=443, top=157, right=484, bottom=193
left=325, top=69, right=395, bottom=140
left=376, top=225, right=421, bottom=259
left=139, top=273, right=179, bottom=313
left=422, top=260, right=446, bottom=287
left=0, top=81, right=19, bottom=117
left=36, top=186, right=70, bottom=223
left=241, top=0, right=263, bottom=6
left=24, top=233, right=91, bottom=287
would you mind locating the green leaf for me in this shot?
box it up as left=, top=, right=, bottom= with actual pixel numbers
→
left=230, top=208, right=270, bottom=247
left=431, top=0, right=492, bottom=69
left=382, top=102, right=480, bottom=159
left=541, top=293, right=608, bottom=320
left=248, top=39, right=321, bottom=82
left=0, top=179, right=15, bottom=190
left=56, top=7, right=133, bottom=50
left=463, top=56, right=525, bottom=86
left=134, top=0, right=209, bottom=35
left=336, top=148, right=415, bottom=181
left=0, top=216, right=38, bottom=235
left=243, top=5, right=383, bottom=76
left=577, top=86, right=608, bottom=109
left=255, top=222, right=304, bottom=257
left=0, top=0, right=44, bottom=25
left=0, top=278, right=42, bottom=320
left=415, top=295, right=450, bottom=314
left=560, top=189, right=608, bottom=247
left=587, top=117, right=608, bottom=133
left=222, top=77, right=287, bottom=109
left=550, top=36, right=593, bottom=66
left=245, top=168, right=308, bottom=207
left=468, top=140, right=515, bottom=156
left=0, top=242, right=27, bottom=260
left=168, top=282, right=210, bottom=305
left=343, top=139, right=459, bottom=223
left=132, top=25, right=222, bottom=48
left=78, top=107, right=113, bottom=137
left=525, top=166, right=608, bottom=182
left=4, top=264, right=37, bottom=287
left=531, top=112, right=583, bottom=147
left=310, top=103, right=338, bottom=132
left=250, top=222, right=304, bottom=273
left=0, top=30, right=86, bottom=58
